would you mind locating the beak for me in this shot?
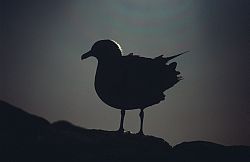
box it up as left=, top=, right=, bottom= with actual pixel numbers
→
left=81, top=50, right=92, bottom=60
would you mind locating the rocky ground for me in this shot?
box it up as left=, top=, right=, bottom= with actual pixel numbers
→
left=1, top=100, right=249, bottom=162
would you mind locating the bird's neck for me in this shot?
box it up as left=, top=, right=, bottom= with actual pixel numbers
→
left=96, top=55, right=121, bottom=66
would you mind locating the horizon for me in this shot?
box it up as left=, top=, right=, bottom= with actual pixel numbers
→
left=1, top=99, right=249, bottom=147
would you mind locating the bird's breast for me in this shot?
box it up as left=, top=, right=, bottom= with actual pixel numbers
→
left=94, top=63, right=126, bottom=109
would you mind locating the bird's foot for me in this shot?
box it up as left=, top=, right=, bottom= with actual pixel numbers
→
left=136, top=130, right=144, bottom=136
left=124, top=130, right=132, bottom=134
left=117, top=128, right=125, bottom=134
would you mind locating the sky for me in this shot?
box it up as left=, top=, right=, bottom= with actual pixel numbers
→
left=1, top=0, right=249, bottom=146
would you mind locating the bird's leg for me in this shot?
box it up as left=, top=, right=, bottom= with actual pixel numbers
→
left=118, top=109, right=125, bottom=133
left=138, top=109, right=144, bottom=135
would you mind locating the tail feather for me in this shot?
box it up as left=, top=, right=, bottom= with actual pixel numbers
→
left=154, top=51, right=188, bottom=64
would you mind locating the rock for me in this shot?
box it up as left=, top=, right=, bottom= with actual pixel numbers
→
left=0, top=100, right=249, bottom=162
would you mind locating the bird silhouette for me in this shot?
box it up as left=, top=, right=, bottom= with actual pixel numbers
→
left=81, top=40, right=186, bottom=134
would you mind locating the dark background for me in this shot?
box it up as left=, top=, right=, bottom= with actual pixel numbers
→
left=1, top=0, right=249, bottom=146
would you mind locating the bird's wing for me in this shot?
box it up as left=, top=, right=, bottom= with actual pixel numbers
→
left=122, top=53, right=181, bottom=91
left=111, top=54, right=182, bottom=108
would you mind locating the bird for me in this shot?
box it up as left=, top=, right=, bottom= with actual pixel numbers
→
left=81, top=39, right=186, bottom=135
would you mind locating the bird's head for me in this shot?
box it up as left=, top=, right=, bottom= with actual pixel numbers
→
left=81, top=39, right=122, bottom=60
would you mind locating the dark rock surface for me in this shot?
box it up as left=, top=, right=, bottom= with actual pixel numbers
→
left=1, top=100, right=249, bottom=162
